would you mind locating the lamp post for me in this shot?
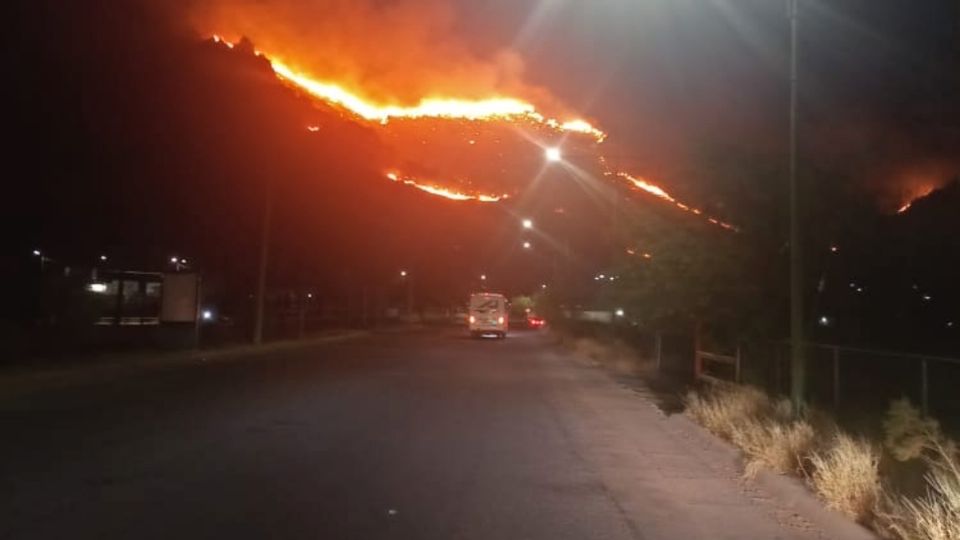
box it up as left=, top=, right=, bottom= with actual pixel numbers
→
left=253, top=184, right=273, bottom=346
left=400, top=270, right=413, bottom=320
left=788, top=0, right=806, bottom=415
left=543, top=148, right=573, bottom=288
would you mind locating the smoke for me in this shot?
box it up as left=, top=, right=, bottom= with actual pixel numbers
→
left=187, top=0, right=548, bottom=106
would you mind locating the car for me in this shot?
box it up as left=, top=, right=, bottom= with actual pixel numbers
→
left=468, top=292, right=508, bottom=338
left=526, top=315, right=546, bottom=329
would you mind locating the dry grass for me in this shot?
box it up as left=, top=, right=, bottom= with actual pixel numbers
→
left=684, top=383, right=813, bottom=478
left=883, top=466, right=960, bottom=540
left=684, top=383, right=771, bottom=440
left=676, top=374, right=960, bottom=538
left=731, top=418, right=815, bottom=478
left=808, top=433, right=882, bottom=522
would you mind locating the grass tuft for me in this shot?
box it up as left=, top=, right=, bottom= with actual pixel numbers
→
left=808, top=433, right=881, bottom=523
left=731, top=418, right=815, bottom=478
left=684, top=383, right=770, bottom=440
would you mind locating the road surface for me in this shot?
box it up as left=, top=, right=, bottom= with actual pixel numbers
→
left=2, top=330, right=861, bottom=539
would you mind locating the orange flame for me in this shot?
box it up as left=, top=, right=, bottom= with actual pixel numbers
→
left=211, top=36, right=605, bottom=142
left=386, top=171, right=505, bottom=203
left=897, top=186, right=936, bottom=214
left=613, top=171, right=738, bottom=231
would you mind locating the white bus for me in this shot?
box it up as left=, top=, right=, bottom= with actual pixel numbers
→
left=468, top=293, right=508, bottom=339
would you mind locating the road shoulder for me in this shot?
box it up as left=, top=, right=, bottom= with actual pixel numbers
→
left=555, top=342, right=877, bottom=540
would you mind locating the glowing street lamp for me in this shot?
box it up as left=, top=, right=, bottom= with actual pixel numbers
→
left=480, top=274, right=487, bottom=281
left=522, top=241, right=532, bottom=250
left=545, top=147, right=562, bottom=162
left=400, top=270, right=408, bottom=278
left=522, top=218, right=533, bottom=230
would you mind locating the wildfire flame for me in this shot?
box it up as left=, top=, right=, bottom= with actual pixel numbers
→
left=386, top=172, right=505, bottom=203
left=613, top=171, right=738, bottom=231
left=210, top=34, right=735, bottom=228
left=211, top=36, right=605, bottom=142
left=897, top=186, right=936, bottom=214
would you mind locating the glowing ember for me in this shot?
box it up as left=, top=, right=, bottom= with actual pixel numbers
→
left=386, top=171, right=505, bottom=203
left=211, top=36, right=605, bottom=142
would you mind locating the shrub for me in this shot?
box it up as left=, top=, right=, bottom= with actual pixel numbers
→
left=879, top=399, right=960, bottom=540
left=808, top=434, right=881, bottom=522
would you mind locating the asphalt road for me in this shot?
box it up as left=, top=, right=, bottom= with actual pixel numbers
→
left=2, top=330, right=860, bottom=539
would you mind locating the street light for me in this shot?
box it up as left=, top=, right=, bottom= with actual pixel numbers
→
left=522, top=218, right=533, bottom=229
left=480, top=274, right=487, bottom=281
left=522, top=241, right=532, bottom=250
left=545, top=147, right=562, bottom=162
left=787, top=0, right=805, bottom=415
left=400, top=270, right=413, bottom=318
left=99, top=255, right=108, bottom=262
left=33, top=249, right=50, bottom=271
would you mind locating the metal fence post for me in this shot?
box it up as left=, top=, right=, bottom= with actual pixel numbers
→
left=655, top=332, right=663, bottom=372
left=774, top=346, right=782, bottom=395
left=832, top=347, right=840, bottom=410
left=693, top=321, right=703, bottom=379
left=921, top=360, right=929, bottom=416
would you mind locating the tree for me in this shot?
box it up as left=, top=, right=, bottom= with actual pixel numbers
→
left=603, top=201, right=768, bottom=335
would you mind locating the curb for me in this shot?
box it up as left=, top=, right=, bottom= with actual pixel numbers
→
left=0, top=331, right=369, bottom=400
left=754, top=470, right=879, bottom=540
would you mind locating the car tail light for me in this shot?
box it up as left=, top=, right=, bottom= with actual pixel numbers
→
left=469, top=315, right=476, bottom=324
left=498, top=316, right=504, bottom=324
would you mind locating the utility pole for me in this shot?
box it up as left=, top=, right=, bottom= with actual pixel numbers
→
left=788, top=0, right=806, bottom=414
left=253, top=182, right=273, bottom=346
